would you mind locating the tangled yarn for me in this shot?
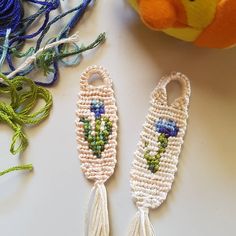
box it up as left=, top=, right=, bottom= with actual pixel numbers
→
left=0, top=0, right=24, bottom=37
left=0, top=0, right=60, bottom=41
left=0, top=73, right=52, bottom=155
left=0, top=72, right=52, bottom=176
left=0, top=0, right=104, bottom=85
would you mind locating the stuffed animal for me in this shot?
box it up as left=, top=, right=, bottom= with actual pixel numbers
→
left=129, top=0, right=236, bottom=48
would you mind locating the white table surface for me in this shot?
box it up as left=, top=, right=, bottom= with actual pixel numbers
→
left=1, top=1, right=236, bottom=235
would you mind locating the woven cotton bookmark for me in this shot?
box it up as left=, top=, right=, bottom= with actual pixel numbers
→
left=76, top=65, right=118, bottom=236
left=128, top=72, right=191, bottom=236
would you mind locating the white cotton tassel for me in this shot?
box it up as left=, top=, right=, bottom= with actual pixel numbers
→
left=86, top=183, right=109, bottom=236
left=128, top=207, right=155, bottom=236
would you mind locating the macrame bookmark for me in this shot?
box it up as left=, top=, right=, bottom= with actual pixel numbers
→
left=128, top=72, right=191, bottom=236
left=76, top=65, right=118, bottom=236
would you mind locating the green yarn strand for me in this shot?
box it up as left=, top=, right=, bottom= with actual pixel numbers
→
left=0, top=73, right=53, bottom=154
left=0, top=164, right=33, bottom=177
left=59, top=32, right=106, bottom=59
left=36, top=33, right=106, bottom=76
left=11, top=47, right=35, bottom=58
left=0, top=73, right=52, bottom=176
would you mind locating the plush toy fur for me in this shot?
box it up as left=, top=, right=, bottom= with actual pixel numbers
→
left=129, top=0, right=236, bottom=48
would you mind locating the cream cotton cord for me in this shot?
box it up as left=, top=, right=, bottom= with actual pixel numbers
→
left=76, top=65, right=118, bottom=236
left=128, top=72, right=191, bottom=236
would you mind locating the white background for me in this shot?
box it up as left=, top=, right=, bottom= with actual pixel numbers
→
left=0, top=1, right=236, bottom=235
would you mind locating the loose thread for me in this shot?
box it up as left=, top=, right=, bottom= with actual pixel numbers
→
left=58, top=33, right=106, bottom=59
left=4, top=33, right=80, bottom=81
left=0, top=72, right=53, bottom=176
left=0, top=0, right=24, bottom=37
left=11, top=47, right=35, bottom=59
left=35, top=2, right=89, bottom=50
left=0, top=164, right=33, bottom=177
left=0, top=73, right=53, bottom=153
left=0, top=29, right=11, bottom=70
left=0, top=33, right=105, bottom=85
left=36, top=32, right=106, bottom=77
left=58, top=0, right=92, bottom=39
left=1, top=0, right=61, bottom=70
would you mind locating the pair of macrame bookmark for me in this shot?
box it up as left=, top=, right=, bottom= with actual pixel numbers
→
left=76, top=66, right=191, bottom=236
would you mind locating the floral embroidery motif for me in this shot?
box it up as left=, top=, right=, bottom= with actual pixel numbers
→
left=144, top=119, right=179, bottom=173
left=90, top=99, right=105, bottom=118
left=156, top=119, right=179, bottom=137
left=80, top=100, right=112, bottom=158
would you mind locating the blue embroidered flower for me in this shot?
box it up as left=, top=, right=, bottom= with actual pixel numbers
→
left=156, top=119, right=179, bottom=137
left=90, top=100, right=105, bottom=118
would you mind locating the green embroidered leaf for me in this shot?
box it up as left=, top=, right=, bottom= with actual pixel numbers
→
left=80, top=117, right=112, bottom=158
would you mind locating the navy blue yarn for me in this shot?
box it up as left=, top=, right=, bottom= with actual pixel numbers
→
left=0, top=0, right=93, bottom=86
left=6, top=0, right=60, bottom=71
left=35, top=2, right=90, bottom=51
left=0, top=0, right=23, bottom=37
left=58, top=0, right=92, bottom=40
left=0, top=0, right=59, bottom=38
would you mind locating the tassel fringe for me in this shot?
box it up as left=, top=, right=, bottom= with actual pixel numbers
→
left=128, top=207, right=155, bottom=236
left=86, top=183, right=109, bottom=236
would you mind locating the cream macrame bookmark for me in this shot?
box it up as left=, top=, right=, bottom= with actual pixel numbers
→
left=128, top=72, right=191, bottom=236
left=76, top=65, right=118, bottom=236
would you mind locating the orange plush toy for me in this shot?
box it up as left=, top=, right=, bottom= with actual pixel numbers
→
left=129, top=0, right=236, bottom=48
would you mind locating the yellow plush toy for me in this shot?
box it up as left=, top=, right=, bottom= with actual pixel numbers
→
left=129, top=0, right=236, bottom=48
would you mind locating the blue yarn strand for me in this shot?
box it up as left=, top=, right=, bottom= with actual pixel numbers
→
left=34, top=0, right=93, bottom=85
left=1, top=0, right=60, bottom=72
left=25, top=0, right=94, bottom=85
left=0, top=29, right=11, bottom=71
left=0, top=0, right=23, bottom=37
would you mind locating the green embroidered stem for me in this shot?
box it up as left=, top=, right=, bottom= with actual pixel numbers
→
left=144, top=133, right=168, bottom=173
left=0, top=164, right=33, bottom=177
left=80, top=116, right=112, bottom=158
